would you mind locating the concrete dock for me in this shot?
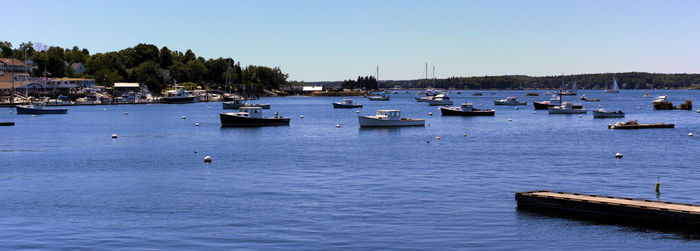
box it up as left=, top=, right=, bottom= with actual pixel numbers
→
left=516, top=191, right=700, bottom=227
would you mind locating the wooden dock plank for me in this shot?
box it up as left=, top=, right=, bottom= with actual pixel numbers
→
left=528, top=191, right=700, bottom=214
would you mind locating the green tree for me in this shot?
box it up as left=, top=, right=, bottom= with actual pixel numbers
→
left=159, top=46, right=173, bottom=69
left=131, top=60, right=163, bottom=92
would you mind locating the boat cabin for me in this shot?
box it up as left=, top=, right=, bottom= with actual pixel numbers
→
left=237, top=107, right=264, bottom=118
left=375, top=110, right=401, bottom=120
left=460, top=103, right=474, bottom=111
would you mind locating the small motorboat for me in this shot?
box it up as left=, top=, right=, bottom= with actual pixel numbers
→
left=534, top=95, right=582, bottom=110
left=15, top=104, right=68, bottom=114
left=222, top=99, right=245, bottom=109
left=333, top=99, right=363, bottom=108
left=494, top=97, right=527, bottom=106
left=548, top=102, right=587, bottom=114
left=162, top=86, right=196, bottom=104
left=427, top=94, right=453, bottom=106
left=652, top=95, right=673, bottom=110
left=367, top=94, right=390, bottom=101
left=440, top=103, right=495, bottom=116
left=358, top=110, right=424, bottom=127
left=220, top=107, right=290, bottom=126
left=608, top=120, right=674, bottom=129
left=592, top=105, right=624, bottom=118
left=580, top=94, right=600, bottom=102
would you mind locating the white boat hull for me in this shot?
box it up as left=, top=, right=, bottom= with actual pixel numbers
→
left=358, top=116, right=425, bottom=127
left=548, top=108, right=587, bottom=114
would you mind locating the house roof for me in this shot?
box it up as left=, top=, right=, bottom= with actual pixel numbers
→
left=114, top=82, right=140, bottom=88
left=0, top=58, right=26, bottom=66
left=70, top=63, right=84, bottom=69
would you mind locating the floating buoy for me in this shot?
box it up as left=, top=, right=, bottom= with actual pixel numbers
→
left=300, top=115, right=304, bottom=118
left=655, top=178, right=660, bottom=193
left=195, top=123, right=200, bottom=126
left=103, top=108, right=107, bottom=111
left=8, top=110, right=12, bottom=114
left=637, top=107, right=640, bottom=110
left=615, top=152, right=623, bottom=158
left=533, top=111, right=536, bottom=114
left=203, top=156, right=212, bottom=163
left=508, top=118, right=512, bottom=122
left=514, top=107, right=519, bottom=110
left=426, top=140, right=430, bottom=143
left=689, top=132, right=694, bottom=137
left=336, top=124, right=341, bottom=128
left=435, top=136, right=440, bottom=140
left=578, top=115, right=582, bottom=118
left=428, top=112, right=433, bottom=116
left=464, top=134, right=467, bottom=137
left=112, top=134, right=118, bottom=139
left=194, top=150, right=198, bottom=153
left=32, top=114, right=36, bottom=117
left=124, top=112, right=128, bottom=115
left=182, top=116, right=186, bottom=119
left=207, top=106, right=211, bottom=109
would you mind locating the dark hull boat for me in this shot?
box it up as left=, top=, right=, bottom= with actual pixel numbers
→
left=333, top=103, right=362, bottom=108
left=533, top=101, right=582, bottom=110
left=0, top=122, right=14, bottom=126
left=440, top=106, right=494, bottom=116
left=16, top=105, right=68, bottom=114
left=220, top=113, right=290, bottom=126
left=220, top=107, right=290, bottom=127
left=161, top=96, right=196, bottom=104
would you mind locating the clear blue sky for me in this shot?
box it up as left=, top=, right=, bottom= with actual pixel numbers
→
left=5, top=0, right=700, bottom=81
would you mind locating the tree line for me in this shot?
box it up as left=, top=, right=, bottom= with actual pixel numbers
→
left=340, top=76, right=378, bottom=90
left=0, top=41, right=289, bottom=93
left=380, top=73, right=700, bottom=90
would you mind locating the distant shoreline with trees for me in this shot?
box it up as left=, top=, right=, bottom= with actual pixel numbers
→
left=306, top=72, right=700, bottom=90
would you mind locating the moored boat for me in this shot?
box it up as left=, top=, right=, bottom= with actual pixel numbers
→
left=592, top=105, right=624, bottom=118
left=220, top=107, right=290, bottom=126
left=548, top=102, right=587, bottom=114
left=243, top=103, right=270, bottom=109
left=580, top=94, right=600, bottom=101
left=608, top=120, right=674, bottom=129
left=427, top=93, right=453, bottom=106
left=494, top=97, right=527, bottom=106
left=652, top=95, right=674, bottom=110
left=15, top=104, right=68, bottom=114
left=162, top=86, right=196, bottom=104
left=0, top=122, right=15, bottom=126
left=368, top=94, right=390, bottom=101
left=333, top=99, right=363, bottom=108
left=358, top=110, right=424, bottom=127
left=222, top=99, right=245, bottom=109
left=440, top=103, right=495, bottom=116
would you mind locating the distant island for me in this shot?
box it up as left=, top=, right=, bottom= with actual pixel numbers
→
left=304, top=72, right=700, bottom=90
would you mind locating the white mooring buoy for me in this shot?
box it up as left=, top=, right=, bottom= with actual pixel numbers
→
left=615, top=152, right=623, bottom=158
left=514, top=107, right=519, bottom=110
left=336, top=124, right=341, bottom=128
left=429, top=112, right=433, bottom=116
left=194, top=150, right=198, bottom=153
left=300, top=115, right=304, bottom=118
left=689, top=132, right=694, bottom=137
left=508, top=118, right=512, bottom=122
left=578, top=115, right=582, bottom=118
left=204, top=156, right=212, bottom=163
left=195, top=122, right=200, bottom=126
left=182, top=116, right=186, bottom=119
left=112, top=134, right=118, bottom=139
left=533, top=111, right=536, bottom=114
left=124, top=112, right=128, bottom=115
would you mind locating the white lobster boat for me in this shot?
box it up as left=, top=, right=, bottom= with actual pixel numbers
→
left=358, top=110, right=424, bottom=127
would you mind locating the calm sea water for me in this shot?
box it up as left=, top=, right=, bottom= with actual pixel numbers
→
left=1, top=90, right=699, bottom=249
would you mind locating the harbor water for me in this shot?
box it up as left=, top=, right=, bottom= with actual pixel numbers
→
left=1, top=90, right=699, bottom=249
